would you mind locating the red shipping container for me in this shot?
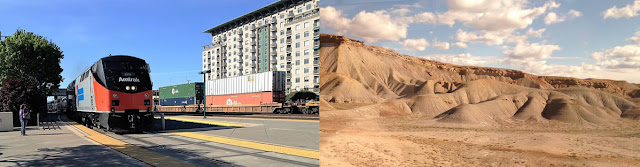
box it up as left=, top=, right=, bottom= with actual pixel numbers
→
left=206, top=92, right=285, bottom=106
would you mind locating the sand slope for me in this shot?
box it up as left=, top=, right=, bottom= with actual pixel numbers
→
left=319, top=34, right=640, bottom=125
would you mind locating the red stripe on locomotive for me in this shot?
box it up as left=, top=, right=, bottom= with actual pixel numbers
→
left=92, top=77, right=152, bottom=111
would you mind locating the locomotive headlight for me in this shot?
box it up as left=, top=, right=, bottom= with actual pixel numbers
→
left=132, top=86, right=137, bottom=91
left=144, top=93, right=149, bottom=98
left=113, top=93, right=118, bottom=98
left=126, top=86, right=131, bottom=90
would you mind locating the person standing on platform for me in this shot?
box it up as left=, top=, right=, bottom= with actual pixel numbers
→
left=19, top=104, right=30, bottom=136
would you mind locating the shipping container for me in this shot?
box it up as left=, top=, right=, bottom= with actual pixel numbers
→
left=206, top=71, right=286, bottom=96
left=159, top=82, right=203, bottom=99
left=206, top=92, right=285, bottom=106
left=159, top=97, right=197, bottom=106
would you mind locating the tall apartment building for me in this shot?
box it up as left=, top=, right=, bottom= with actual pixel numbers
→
left=202, top=0, right=320, bottom=94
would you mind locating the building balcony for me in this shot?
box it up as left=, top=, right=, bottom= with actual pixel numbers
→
left=238, top=50, right=243, bottom=55
left=250, top=63, right=256, bottom=68
left=238, top=37, right=243, bottom=42
left=313, top=60, right=319, bottom=66
left=238, top=43, right=243, bottom=48
left=250, top=48, right=256, bottom=53
left=270, top=26, right=277, bottom=32
left=314, top=68, right=319, bottom=74
left=250, top=33, right=256, bottom=38
left=271, top=18, right=277, bottom=23
left=286, top=30, right=292, bottom=36
left=286, top=47, right=292, bottom=54
left=250, top=40, right=256, bottom=46
left=238, top=29, right=243, bottom=34
left=251, top=56, right=256, bottom=60
left=221, top=69, right=227, bottom=73
left=270, top=43, right=277, bottom=48
left=287, top=12, right=294, bottom=18
left=270, top=52, right=277, bottom=56
left=250, top=25, right=256, bottom=30
left=286, top=72, right=291, bottom=79
left=221, top=36, right=227, bottom=41
left=286, top=64, right=292, bottom=70
left=270, top=35, right=276, bottom=40
left=271, top=57, right=278, bottom=63
left=314, top=50, right=319, bottom=57
left=221, top=42, right=227, bottom=46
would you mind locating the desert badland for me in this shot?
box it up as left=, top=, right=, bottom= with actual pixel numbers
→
left=319, top=34, right=640, bottom=166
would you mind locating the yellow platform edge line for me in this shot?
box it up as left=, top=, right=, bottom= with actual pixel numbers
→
left=171, top=132, right=319, bottom=159
left=158, top=116, right=249, bottom=127
left=62, top=119, right=196, bottom=167
left=209, top=116, right=319, bottom=122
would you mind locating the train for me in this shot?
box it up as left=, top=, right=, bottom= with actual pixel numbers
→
left=47, top=98, right=67, bottom=113
left=66, top=55, right=154, bottom=132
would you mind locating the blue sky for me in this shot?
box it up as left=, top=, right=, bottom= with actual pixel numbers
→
left=0, top=0, right=278, bottom=90
left=319, top=0, right=640, bottom=83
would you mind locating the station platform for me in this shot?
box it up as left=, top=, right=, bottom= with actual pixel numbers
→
left=0, top=120, right=147, bottom=166
left=0, top=114, right=319, bottom=167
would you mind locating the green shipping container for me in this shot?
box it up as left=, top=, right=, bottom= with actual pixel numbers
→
left=159, top=83, right=200, bottom=99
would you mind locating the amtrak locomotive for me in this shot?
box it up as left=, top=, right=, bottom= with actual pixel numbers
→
left=67, top=55, right=153, bottom=132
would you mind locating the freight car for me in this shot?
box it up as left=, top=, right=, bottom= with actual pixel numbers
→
left=66, top=55, right=154, bottom=132
left=156, top=71, right=318, bottom=114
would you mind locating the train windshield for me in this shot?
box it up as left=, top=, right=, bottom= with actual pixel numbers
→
left=105, top=61, right=148, bottom=71
left=102, top=60, right=151, bottom=93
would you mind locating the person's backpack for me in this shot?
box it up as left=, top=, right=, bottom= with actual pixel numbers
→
left=23, top=110, right=31, bottom=119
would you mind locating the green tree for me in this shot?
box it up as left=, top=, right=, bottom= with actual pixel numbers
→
left=0, top=29, right=64, bottom=94
left=286, top=90, right=318, bottom=101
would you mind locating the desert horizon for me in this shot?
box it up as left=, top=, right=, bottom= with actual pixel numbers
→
left=319, top=34, right=640, bottom=166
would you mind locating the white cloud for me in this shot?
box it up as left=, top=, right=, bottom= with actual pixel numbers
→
left=545, top=10, right=582, bottom=25
left=320, top=7, right=408, bottom=42
left=544, top=12, right=565, bottom=25
left=526, top=28, right=546, bottom=38
left=631, top=31, right=640, bottom=45
left=592, top=44, right=640, bottom=69
left=401, top=38, right=430, bottom=51
left=453, top=42, right=468, bottom=49
left=438, top=0, right=558, bottom=31
left=603, top=0, right=640, bottom=19
left=421, top=53, right=493, bottom=66
left=414, top=12, right=436, bottom=24
left=455, top=29, right=510, bottom=45
left=568, top=9, right=582, bottom=18
left=503, top=42, right=562, bottom=60
left=432, top=40, right=451, bottom=50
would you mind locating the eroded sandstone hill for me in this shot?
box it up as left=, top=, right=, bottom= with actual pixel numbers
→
left=319, top=34, right=640, bottom=124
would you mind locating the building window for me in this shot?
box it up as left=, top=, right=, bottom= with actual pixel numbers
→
left=296, top=51, right=300, bottom=57
left=296, top=33, right=300, bottom=39
left=280, top=30, right=284, bottom=35
left=304, top=31, right=309, bottom=37
left=280, top=22, right=284, bottom=27
left=280, top=39, right=284, bottom=44
left=304, top=49, right=309, bottom=55
left=307, top=4, right=311, bottom=10
left=304, top=77, right=309, bottom=82
left=296, top=86, right=300, bottom=91
left=280, top=14, right=284, bottom=19
left=298, top=8, right=302, bottom=13
left=295, top=77, right=300, bottom=83
left=295, top=42, right=300, bottom=48
left=304, top=22, right=309, bottom=28
left=280, top=64, right=284, bottom=68
left=296, top=24, right=300, bottom=30
left=304, top=40, right=309, bottom=46
left=304, top=68, right=309, bottom=73
left=280, top=56, right=284, bottom=60
left=304, top=58, right=309, bottom=64
left=295, top=69, right=300, bottom=74
left=234, top=30, right=237, bottom=34
left=280, top=47, right=285, bottom=51
left=295, top=60, right=300, bottom=65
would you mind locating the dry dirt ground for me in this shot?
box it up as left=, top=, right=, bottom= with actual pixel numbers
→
left=320, top=104, right=640, bottom=167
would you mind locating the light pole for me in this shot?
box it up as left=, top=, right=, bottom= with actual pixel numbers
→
left=200, top=70, right=211, bottom=119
